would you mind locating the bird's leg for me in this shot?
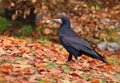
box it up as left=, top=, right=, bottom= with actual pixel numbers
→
left=67, top=53, right=72, bottom=62
left=74, top=55, right=80, bottom=64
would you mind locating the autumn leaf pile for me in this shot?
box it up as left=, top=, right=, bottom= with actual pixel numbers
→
left=0, top=1, right=120, bottom=82
left=0, top=36, right=119, bottom=83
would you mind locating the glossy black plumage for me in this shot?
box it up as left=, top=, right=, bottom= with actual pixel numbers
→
left=58, top=16, right=108, bottom=64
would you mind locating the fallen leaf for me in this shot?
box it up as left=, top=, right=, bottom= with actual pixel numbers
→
left=35, top=63, right=47, bottom=68
left=16, top=60, right=28, bottom=65
left=22, top=69, right=33, bottom=75
left=91, top=79, right=99, bottom=83
left=56, top=60, right=66, bottom=65
left=10, top=71, right=22, bottom=76
left=13, top=64, right=32, bottom=70
left=22, top=53, right=34, bottom=60
left=0, top=64, right=13, bottom=74
left=104, top=64, right=112, bottom=71
left=70, top=73, right=82, bottom=78
left=0, top=48, right=6, bottom=56
left=104, top=73, right=119, bottom=82
left=0, top=75, right=7, bottom=83
left=46, top=62, right=58, bottom=69
left=49, top=68, right=61, bottom=76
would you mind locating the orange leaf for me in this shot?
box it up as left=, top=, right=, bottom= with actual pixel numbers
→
left=0, top=74, right=7, bottom=83
left=16, top=60, right=28, bottom=65
left=91, top=79, right=99, bottom=83
left=56, top=60, right=66, bottom=65
left=13, top=64, right=32, bottom=70
left=104, top=64, right=112, bottom=71
left=44, top=80, right=51, bottom=83
left=22, top=53, right=34, bottom=60
left=35, top=63, right=47, bottom=68
left=0, top=64, right=13, bottom=74
left=22, top=69, right=32, bottom=75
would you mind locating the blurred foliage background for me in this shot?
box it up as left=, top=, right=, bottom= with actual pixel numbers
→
left=0, top=0, right=120, bottom=51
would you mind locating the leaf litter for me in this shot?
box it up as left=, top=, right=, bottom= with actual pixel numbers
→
left=0, top=36, right=119, bottom=83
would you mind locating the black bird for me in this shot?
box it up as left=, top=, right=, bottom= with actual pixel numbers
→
left=53, top=16, right=108, bottom=64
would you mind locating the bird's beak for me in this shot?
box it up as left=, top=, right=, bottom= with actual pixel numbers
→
left=52, top=19, right=62, bottom=24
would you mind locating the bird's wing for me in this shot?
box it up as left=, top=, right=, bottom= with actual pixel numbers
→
left=61, top=35, right=108, bottom=63
left=61, top=36, right=101, bottom=58
left=62, top=36, right=94, bottom=52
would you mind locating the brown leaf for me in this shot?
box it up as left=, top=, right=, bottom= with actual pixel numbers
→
left=49, top=68, right=61, bottom=76
left=0, top=74, right=7, bottom=83
left=44, top=28, right=52, bottom=35
left=25, top=8, right=30, bottom=16
left=16, top=60, right=28, bottom=65
left=22, top=69, right=33, bottom=75
left=70, top=73, right=82, bottom=78
left=12, top=14, right=17, bottom=20
left=0, top=48, right=6, bottom=56
left=13, top=64, right=32, bottom=70
left=24, top=8, right=30, bottom=19
left=42, top=2, right=48, bottom=10
left=10, top=71, right=22, bottom=76
left=22, top=53, right=34, bottom=60
left=104, top=73, right=119, bottom=82
left=32, top=0, right=37, bottom=3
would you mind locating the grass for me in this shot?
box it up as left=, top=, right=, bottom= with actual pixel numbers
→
left=46, top=62, right=58, bottom=69
left=107, top=58, right=119, bottom=65
left=37, top=38, right=52, bottom=45
left=15, top=56, right=25, bottom=61
left=61, top=65, right=72, bottom=73
left=0, top=16, right=9, bottom=33
left=79, top=74, right=93, bottom=81
left=21, top=25, right=33, bottom=36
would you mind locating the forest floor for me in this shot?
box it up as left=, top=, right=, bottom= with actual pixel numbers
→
left=0, top=1, right=120, bottom=83
left=0, top=36, right=119, bottom=83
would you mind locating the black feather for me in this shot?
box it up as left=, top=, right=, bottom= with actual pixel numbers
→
left=58, top=16, right=108, bottom=64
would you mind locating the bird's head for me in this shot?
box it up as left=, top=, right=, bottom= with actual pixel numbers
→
left=61, top=16, right=70, bottom=24
left=52, top=16, right=70, bottom=24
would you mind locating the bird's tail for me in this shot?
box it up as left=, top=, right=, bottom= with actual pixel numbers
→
left=95, top=51, right=108, bottom=64
left=97, top=53, right=108, bottom=64
left=83, top=50, right=108, bottom=64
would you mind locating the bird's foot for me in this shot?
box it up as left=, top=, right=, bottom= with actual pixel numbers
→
left=66, top=60, right=74, bottom=64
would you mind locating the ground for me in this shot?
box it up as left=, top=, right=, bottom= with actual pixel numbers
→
left=0, top=36, right=119, bottom=83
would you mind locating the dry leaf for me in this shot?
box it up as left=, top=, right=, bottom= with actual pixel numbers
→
left=0, top=64, right=13, bottom=74
left=0, top=48, right=5, bottom=56
left=35, top=63, right=47, bottom=68
left=32, top=0, right=37, bottom=3
left=104, top=73, right=119, bottom=82
left=56, top=60, right=66, bottom=65
left=44, top=28, right=52, bottom=35
left=13, top=64, right=32, bottom=70
left=22, top=53, right=34, bottom=60
left=104, top=64, right=112, bottom=71
left=16, top=60, right=28, bottom=65
left=12, top=14, right=17, bottom=20
left=91, top=79, right=99, bottom=83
